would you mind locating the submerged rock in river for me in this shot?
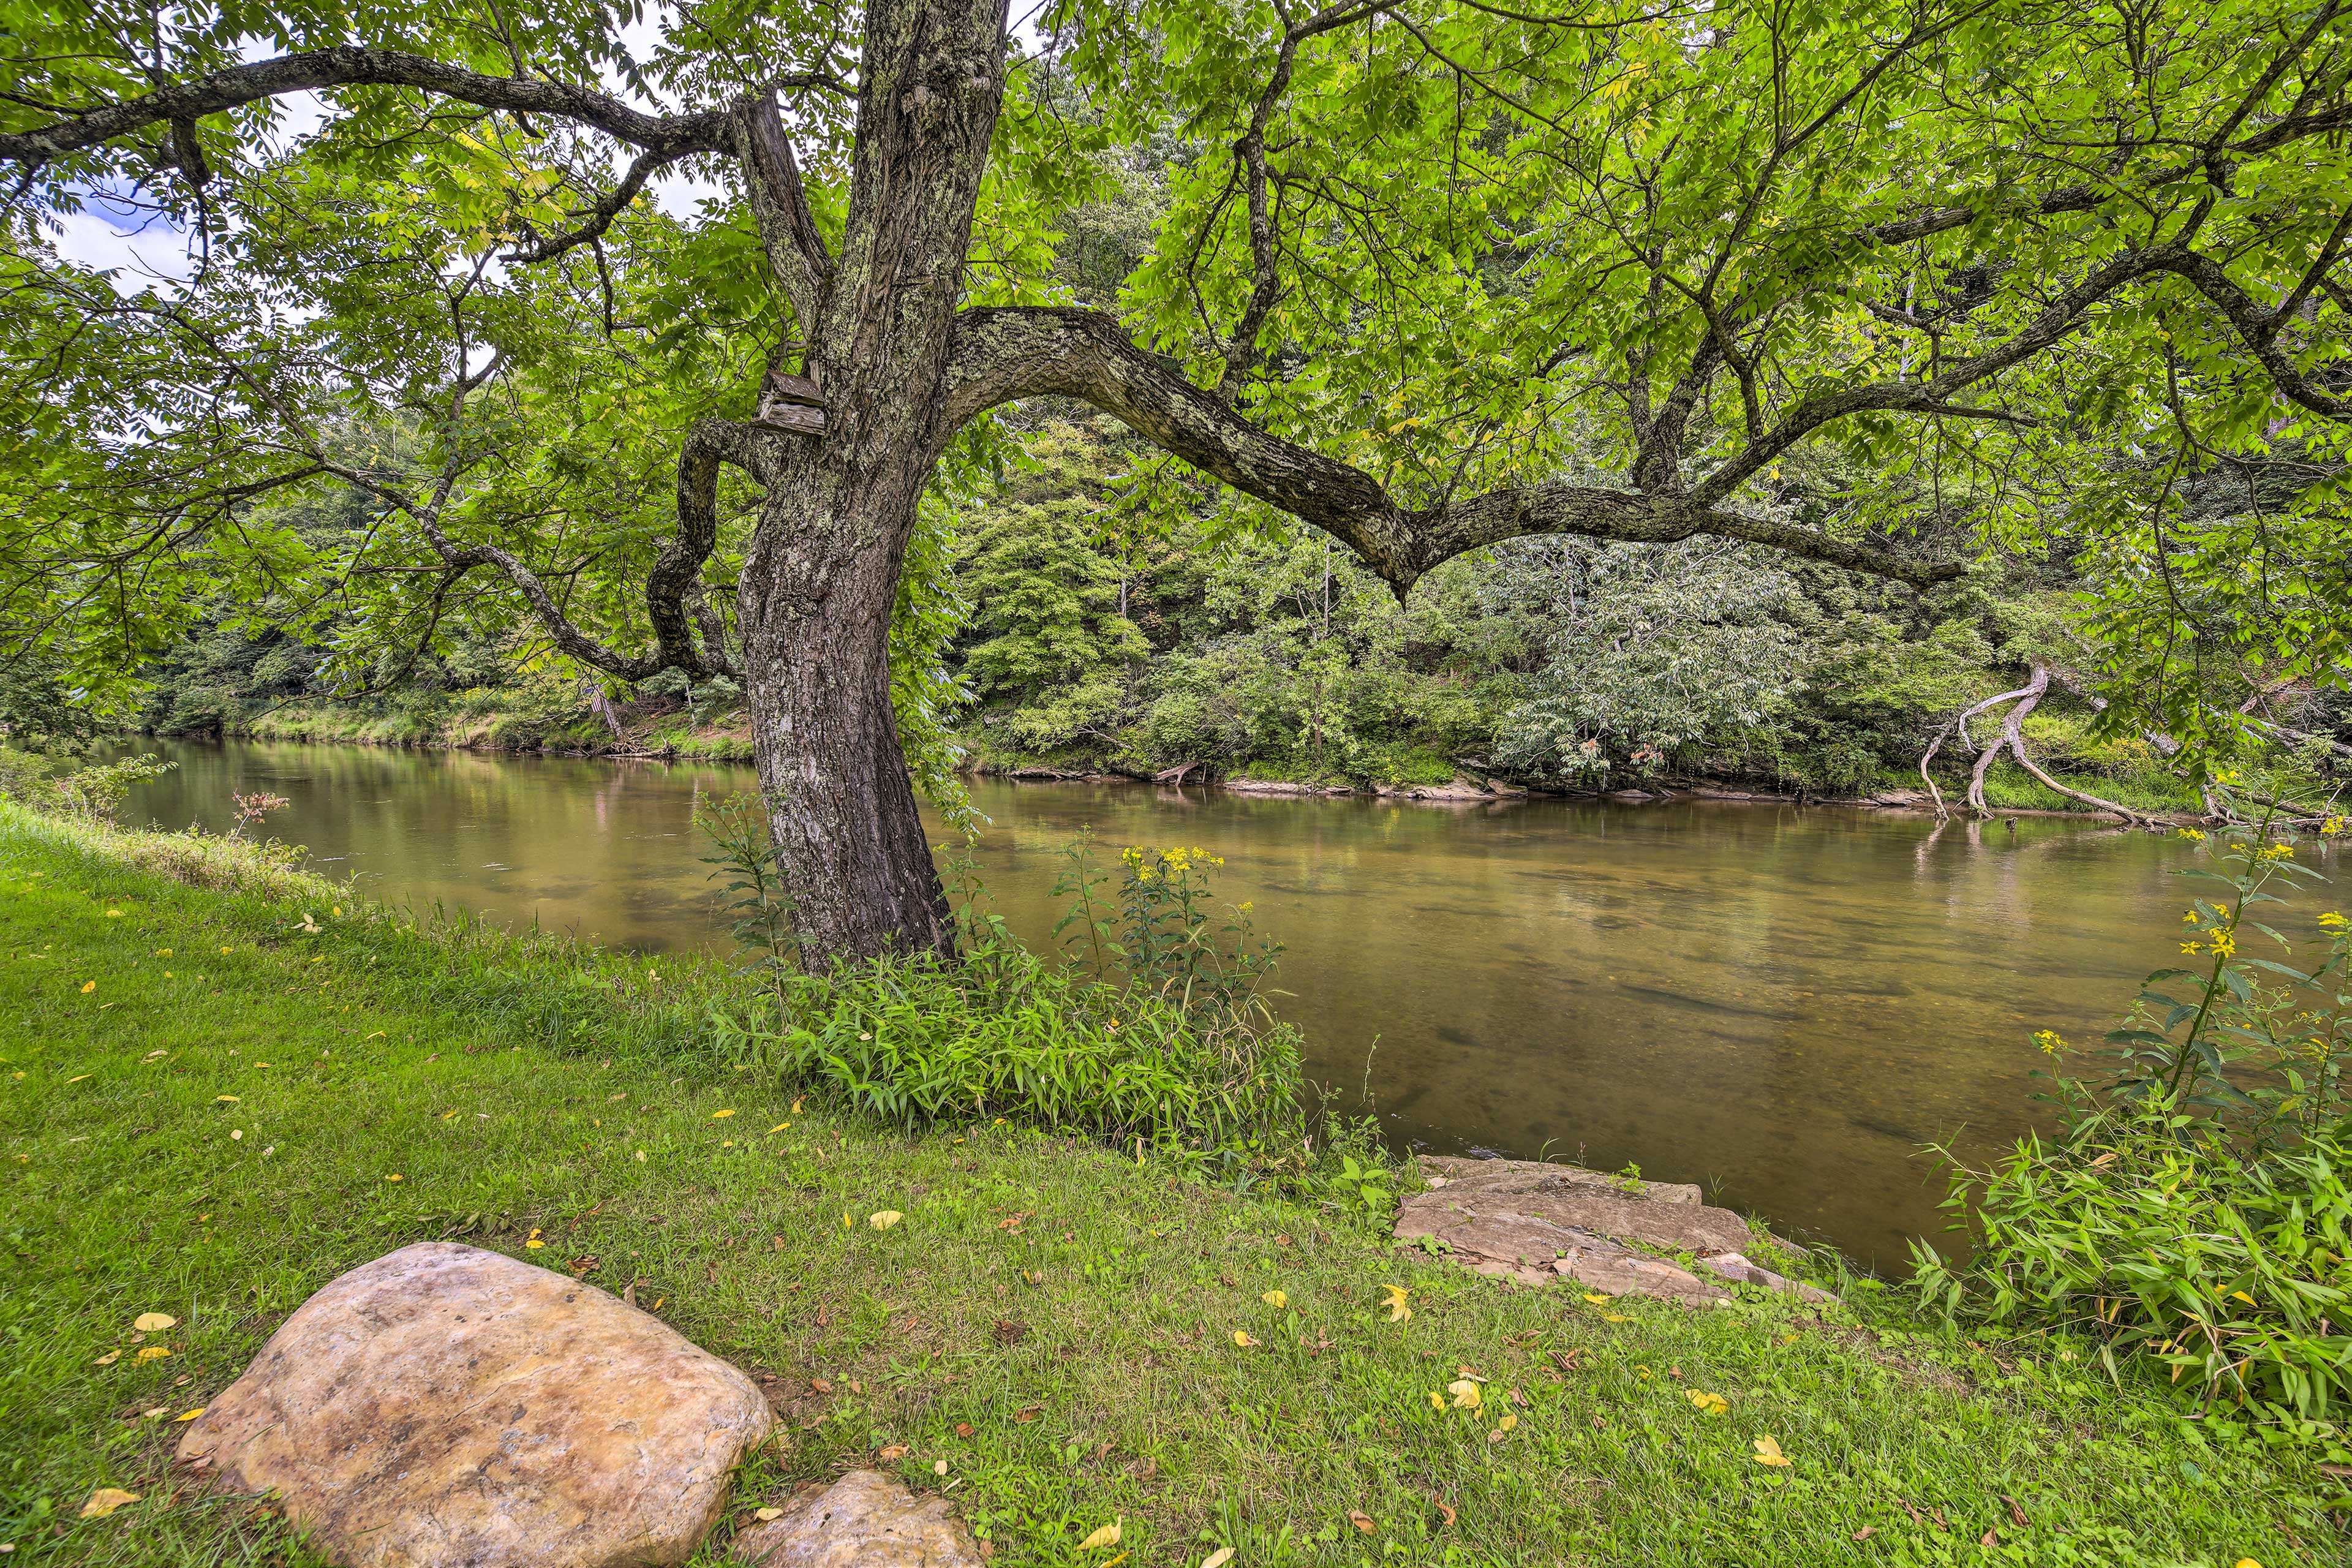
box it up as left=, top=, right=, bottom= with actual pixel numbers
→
left=1398, top=1156, right=1836, bottom=1306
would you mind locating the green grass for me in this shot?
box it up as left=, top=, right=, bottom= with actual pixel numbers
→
left=1976, top=762, right=2204, bottom=815
left=2, top=804, right=2342, bottom=1566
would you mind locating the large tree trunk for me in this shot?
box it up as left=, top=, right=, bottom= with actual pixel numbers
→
left=739, top=483, right=951, bottom=963
left=731, top=0, right=1008, bottom=963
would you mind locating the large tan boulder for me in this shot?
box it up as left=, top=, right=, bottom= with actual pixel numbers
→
left=176, top=1242, right=773, bottom=1567
left=731, top=1471, right=984, bottom=1567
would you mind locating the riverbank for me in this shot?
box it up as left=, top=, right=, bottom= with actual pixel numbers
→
left=183, top=701, right=2199, bottom=821
left=3, top=804, right=2336, bottom=1564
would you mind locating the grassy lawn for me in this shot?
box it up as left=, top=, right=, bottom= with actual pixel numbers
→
left=1, top=803, right=2340, bottom=1566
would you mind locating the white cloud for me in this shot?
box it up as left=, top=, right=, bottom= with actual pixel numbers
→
left=46, top=202, right=194, bottom=292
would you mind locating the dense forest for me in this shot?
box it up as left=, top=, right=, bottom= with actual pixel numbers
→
left=102, top=405, right=2340, bottom=820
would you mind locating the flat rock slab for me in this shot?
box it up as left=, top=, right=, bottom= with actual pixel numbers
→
left=1401, top=1156, right=1801, bottom=1306
left=1418, top=1155, right=1703, bottom=1207
left=176, top=1241, right=773, bottom=1568
left=1396, top=1194, right=1732, bottom=1304
left=1407, top=1160, right=1751, bottom=1256
left=732, top=1471, right=982, bottom=1568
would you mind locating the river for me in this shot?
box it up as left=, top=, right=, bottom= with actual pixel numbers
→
left=116, top=737, right=2275, bottom=1267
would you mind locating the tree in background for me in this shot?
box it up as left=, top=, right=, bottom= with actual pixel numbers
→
left=5, top=0, right=2349, bottom=962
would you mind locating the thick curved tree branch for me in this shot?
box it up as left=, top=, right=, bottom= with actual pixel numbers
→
left=0, top=47, right=742, bottom=170
left=2156, top=246, right=2352, bottom=420
left=942, top=305, right=1963, bottom=590
left=735, top=94, right=835, bottom=331
left=1687, top=241, right=2193, bottom=508
left=655, top=415, right=769, bottom=678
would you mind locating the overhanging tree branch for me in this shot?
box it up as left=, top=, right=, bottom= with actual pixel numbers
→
left=942, top=305, right=1965, bottom=591
left=0, top=47, right=746, bottom=170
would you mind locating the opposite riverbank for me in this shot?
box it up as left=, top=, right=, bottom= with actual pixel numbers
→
left=186, top=696, right=2197, bottom=820
left=3, top=804, right=2327, bottom=1565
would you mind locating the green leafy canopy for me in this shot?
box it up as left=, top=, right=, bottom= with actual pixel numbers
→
left=1, top=0, right=2347, bottom=764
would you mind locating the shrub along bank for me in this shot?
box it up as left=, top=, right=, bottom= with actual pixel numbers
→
left=1, top=804, right=2343, bottom=1565
left=1919, top=800, right=2352, bottom=1457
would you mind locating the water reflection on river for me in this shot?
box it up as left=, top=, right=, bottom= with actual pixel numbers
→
left=122, top=739, right=2297, bottom=1266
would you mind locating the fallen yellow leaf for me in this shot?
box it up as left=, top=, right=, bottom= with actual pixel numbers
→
left=870, top=1211, right=903, bottom=1230
left=1447, top=1379, right=1481, bottom=1410
left=791, top=1097, right=805, bottom=1114
left=136, top=1346, right=172, bottom=1362
left=1687, top=1390, right=1728, bottom=1415
left=1380, top=1284, right=1411, bottom=1322
left=105, top=908, right=123, bottom=917
left=768, top=1123, right=790, bottom=1133
left=79, top=1487, right=141, bottom=1518
left=383, top=1174, right=402, bottom=1183
left=1262, top=1291, right=1287, bottom=1308
left=93, top=1349, right=121, bottom=1366
left=712, top=1109, right=735, bottom=1120
left=1232, top=1330, right=1257, bottom=1346
left=1427, top=1390, right=1444, bottom=1409
left=1603, top=1313, right=1634, bottom=1322
left=66, top=1073, right=90, bottom=1082
left=635, top=1150, right=647, bottom=1163
left=1752, top=1434, right=1792, bottom=1467
left=1581, top=1293, right=1611, bottom=1304
left=176, top=1407, right=206, bottom=1421
left=755, top=1507, right=784, bottom=1522
left=1078, top=1520, right=1122, bottom=1551
left=132, top=1313, right=176, bottom=1332
left=1498, top=1414, right=1518, bottom=1431
left=216, top=1095, right=239, bottom=1103
left=1200, top=1550, right=1236, bottom=1568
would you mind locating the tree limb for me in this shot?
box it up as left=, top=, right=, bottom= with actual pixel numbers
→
left=734, top=93, right=835, bottom=332
left=502, top=146, right=692, bottom=265
left=2155, top=246, right=2352, bottom=420
left=0, top=47, right=745, bottom=171
left=942, top=305, right=1964, bottom=592
left=1216, top=2, right=1387, bottom=401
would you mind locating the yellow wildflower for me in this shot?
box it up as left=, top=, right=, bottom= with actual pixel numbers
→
left=2320, top=911, right=2348, bottom=930
left=2034, top=1030, right=2067, bottom=1056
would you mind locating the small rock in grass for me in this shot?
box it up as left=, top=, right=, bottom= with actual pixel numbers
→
left=731, top=1470, right=983, bottom=1567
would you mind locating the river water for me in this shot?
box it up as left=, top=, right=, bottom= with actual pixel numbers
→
left=117, top=738, right=2282, bottom=1266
